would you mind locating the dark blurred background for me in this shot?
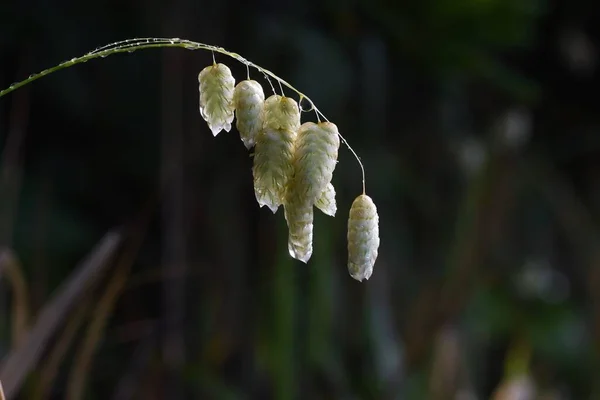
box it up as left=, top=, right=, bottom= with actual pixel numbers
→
left=0, top=0, right=599, bottom=398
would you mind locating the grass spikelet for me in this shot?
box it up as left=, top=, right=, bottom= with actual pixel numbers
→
left=252, top=95, right=300, bottom=212
left=284, top=179, right=314, bottom=263
left=283, top=122, right=340, bottom=262
left=347, top=194, right=380, bottom=282
left=262, top=95, right=300, bottom=131
left=315, top=183, right=336, bottom=217
left=252, top=127, right=296, bottom=212
left=292, top=122, right=340, bottom=205
left=233, top=80, right=265, bottom=149
left=198, top=63, right=235, bottom=136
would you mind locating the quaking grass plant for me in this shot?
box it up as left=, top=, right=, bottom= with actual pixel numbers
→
left=0, top=37, right=380, bottom=282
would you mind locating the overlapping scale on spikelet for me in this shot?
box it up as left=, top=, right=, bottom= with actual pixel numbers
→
left=292, top=122, right=340, bottom=204
left=252, top=95, right=300, bottom=212
left=315, top=183, right=336, bottom=217
left=233, top=80, right=264, bottom=149
left=284, top=179, right=313, bottom=263
left=198, top=63, right=235, bottom=136
left=347, top=194, right=380, bottom=282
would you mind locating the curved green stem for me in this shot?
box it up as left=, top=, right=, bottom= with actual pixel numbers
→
left=0, top=37, right=367, bottom=193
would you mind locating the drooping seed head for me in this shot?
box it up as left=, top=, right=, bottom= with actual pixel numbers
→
left=262, top=95, right=300, bottom=132
left=292, top=122, right=340, bottom=205
left=347, top=194, right=380, bottom=282
left=284, top=178, right=313, bottom=263
left=198, top=63, right=235, bottom=136
left=315, top=183, right=337, bottom=217
left=233, top=80, right=265, bottom=149
left=252, top=127, right=296, bottom=213
left=251, top=95, right=300, bottom=212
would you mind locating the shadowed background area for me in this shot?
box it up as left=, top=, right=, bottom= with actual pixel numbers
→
left=1, top=0, right=599, bottom=398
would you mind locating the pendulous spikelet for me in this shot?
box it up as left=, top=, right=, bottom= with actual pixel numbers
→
left=283, top=122, right=340, bottom=262
left=292, top=122, right=340, bottom=204
left=315, top=183, right=336, bottom=217
left=198, top=63, right=235, bottom=136
left=252, top=95, right=300, bottom=212
left=347, top=194, right=380, bottom=282
left=284, top=178, right=313, bottom=263
left=233, top=80, right=265, bottom=149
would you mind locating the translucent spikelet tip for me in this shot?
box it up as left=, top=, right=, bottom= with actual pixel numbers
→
left=288, top=242, right=312, bottom=264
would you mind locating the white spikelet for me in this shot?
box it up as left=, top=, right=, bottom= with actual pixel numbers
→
left=292, top=122, right=340, bottom=204
left=347, top=194, right=380, bottom=282
left=315, top=183, right=336, bottom=217
left=233, top=80, right=265, bottom=149
left=282, top=121, right=340, bottom=262
left=262, top=95, right=300, bottom=131
left=284, top=178, right=313, bottom=263
left=198, top=63, right=235, bottom=136
left=252, top=95, right=300, bottom=212
left=252, top=127, right=296, bottom=212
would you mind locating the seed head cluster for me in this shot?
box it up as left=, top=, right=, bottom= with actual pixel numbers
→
left=197, top=61, right=380, bottom=281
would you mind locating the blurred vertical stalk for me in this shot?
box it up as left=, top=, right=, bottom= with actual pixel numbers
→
left=428, top=325, right=463, bottom=400
left=534, top=158, right=600, bottom=396
left=66, top=199, right=154, bottom=400
left=0, top=251, right=29, bottom=348
left=66, top=258, right=129, bottom=400
left=404, top=130, right=520, bottom=370
left=161, top=4, right=187, bottom=397
left=112, top=327, right=157, bottom=400
left=442, top=147, right=519, bottom=318
left=0, top=52, right=31, bottom=350
left=32, top=176, right=52, bottom=313
left=490, top=338, right=534, bottom=400
left=35, top=293, right=92, bottom=399
left=269, top=223, right=297, bottom=400
left=367, top=260, right=404, bottom=398
left=306, top=225, right=336, bottom=387
left=0, top=52, right=30, bottom=245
